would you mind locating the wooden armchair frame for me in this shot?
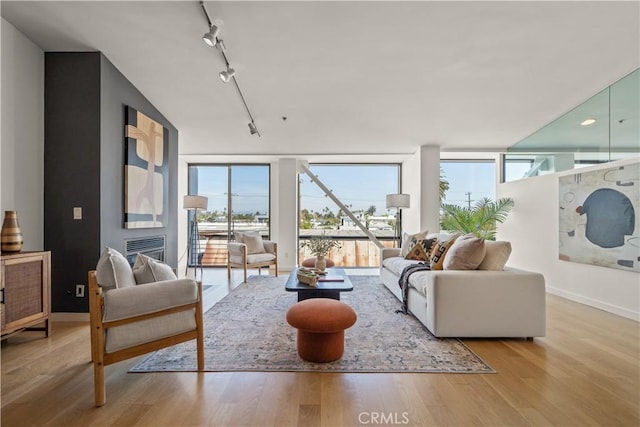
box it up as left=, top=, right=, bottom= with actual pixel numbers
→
left=88, top=271, right=204, bottom=407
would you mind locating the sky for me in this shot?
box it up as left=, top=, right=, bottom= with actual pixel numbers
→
left=191, top=161, right=498, bottom=216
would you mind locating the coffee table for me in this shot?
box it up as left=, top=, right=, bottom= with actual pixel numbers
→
left=285, top=268, right=353, bottom=301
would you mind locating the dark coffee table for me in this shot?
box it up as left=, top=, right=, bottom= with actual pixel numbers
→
left=285, top=268, right=353, bottom=301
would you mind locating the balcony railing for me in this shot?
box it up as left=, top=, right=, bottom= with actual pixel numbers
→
left=195, top=225, right=398, bottom=268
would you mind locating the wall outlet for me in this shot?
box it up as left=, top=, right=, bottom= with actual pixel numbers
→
left=75, top=284, right=85, bottom=298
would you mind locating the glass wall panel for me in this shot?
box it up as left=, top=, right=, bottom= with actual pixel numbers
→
left=298, top=164, right=400, bottom=267
left=188, top=164, right=270, bottom=267
left=504, top=68, right=639, bottom=182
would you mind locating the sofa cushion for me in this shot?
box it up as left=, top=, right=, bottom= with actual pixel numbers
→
left=132, top=253, right=177, bottom=284
left=404, top=237, right=438, bottom=261
left=443, top=234, right=486, bottom=270
left=96, top=247, right=136, bottom=290
left=382, top=257, right=420, bottom=276
left=430, top=234, right=460, bottom=270
left=400, top=230, right=428, bottom=257
left=244, top=233, right=266, bottom=254
left=478, top=241, right=512, bottom=270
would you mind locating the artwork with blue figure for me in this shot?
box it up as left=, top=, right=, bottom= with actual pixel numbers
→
left=576, top=188, right=635, bottom=248
left=559, top=161, right=639, bottom=272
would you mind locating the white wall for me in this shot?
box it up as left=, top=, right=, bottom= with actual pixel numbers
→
left=497, top=157, right=640, bottom=320
left=1, top=19, right=44, bottom=250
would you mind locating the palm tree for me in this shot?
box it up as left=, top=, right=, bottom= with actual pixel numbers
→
left=440, top=168, right=450, bottom=201
left=440, top=197, right=514, bottom=240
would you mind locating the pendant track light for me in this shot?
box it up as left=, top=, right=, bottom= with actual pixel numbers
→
left=202, top=25, right=219, bottom=47
left=219, top=67, right=236, bottom=83
left=199, top=1, right=260, bottom=137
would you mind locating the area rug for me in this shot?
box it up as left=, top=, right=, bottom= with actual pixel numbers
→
left=130, top=275, right=494, bottom=373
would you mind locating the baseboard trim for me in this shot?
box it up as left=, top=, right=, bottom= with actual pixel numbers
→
left=547, top=287, right=639, bottom=321
left=52, top=312, right=89, bottom=322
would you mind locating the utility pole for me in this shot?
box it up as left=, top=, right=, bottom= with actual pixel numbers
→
left=465, top=192, right=472, bottom=209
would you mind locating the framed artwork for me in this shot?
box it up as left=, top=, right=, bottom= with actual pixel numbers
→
left=559, top=161, right=639, bottom=272
left=124, top=106, right=169, bottom=229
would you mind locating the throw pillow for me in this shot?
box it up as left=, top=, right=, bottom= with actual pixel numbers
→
left=132, top=253, right=177, bottom=284
left=443, top=234, right=487, bottom=270
left=429, top=234, right=461, bottom=270
left=95, top=247, right=136, bottom=290
left=478, top=241, right=512, bottom=271
left=404, top=237, right=438, bottom=261
left=234, top=230, right=260, bottom=244
left=400, top=230, right=429, bottom=257
left=244, top=233, right=266, bottom=255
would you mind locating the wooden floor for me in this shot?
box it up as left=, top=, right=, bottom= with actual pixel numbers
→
left=1, top=270, right=639, bottom=426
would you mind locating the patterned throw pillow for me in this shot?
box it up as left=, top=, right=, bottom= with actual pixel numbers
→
left=404, top=237, right=438, bottom=261
left=400, top=230, right=429, bottom=257
left=429, top=234, right=461, bottom=270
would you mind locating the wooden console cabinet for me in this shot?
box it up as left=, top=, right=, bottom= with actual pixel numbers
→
left=1, top=251, right=51, bottom=339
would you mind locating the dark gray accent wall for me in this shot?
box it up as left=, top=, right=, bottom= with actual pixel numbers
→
left=44, top=52, right=178, bottom=312
left=45, top=53, right=101, bottom=313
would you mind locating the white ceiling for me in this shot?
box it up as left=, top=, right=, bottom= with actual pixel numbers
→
left=2, top=1, right=639, bottom=156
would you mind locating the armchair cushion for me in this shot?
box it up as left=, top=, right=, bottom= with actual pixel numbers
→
left=96, top=247, right=136, bottom=290
left=132, top=253, right=177, bottom=284
left=103, top=278, right=198, bottom=322
left=246, top=253, right=276, bottom=264
left=244, top=233, right=266, bottom=254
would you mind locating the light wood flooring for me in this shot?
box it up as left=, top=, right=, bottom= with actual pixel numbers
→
left=2, top=268, right=639, bottom=426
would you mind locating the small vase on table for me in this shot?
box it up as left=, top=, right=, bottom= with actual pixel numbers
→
left=1, top=210, right=24, bottom=253
left=315, top=254, right=327, bottom=272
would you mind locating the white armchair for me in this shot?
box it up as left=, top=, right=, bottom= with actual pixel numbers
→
left=88, top=250, right=204, bottom=406
left=227, top=232, right=278, bottom=283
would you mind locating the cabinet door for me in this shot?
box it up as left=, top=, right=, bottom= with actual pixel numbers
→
left=2, top=255, right=47, bottom=331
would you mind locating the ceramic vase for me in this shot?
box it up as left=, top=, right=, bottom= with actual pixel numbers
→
left=1, top=211, right=24, bottom=253
left=315, top=254, right=327, bottom=271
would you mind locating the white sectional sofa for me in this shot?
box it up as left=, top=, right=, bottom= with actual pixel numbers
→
left=380, top=236, right=546, bottom=338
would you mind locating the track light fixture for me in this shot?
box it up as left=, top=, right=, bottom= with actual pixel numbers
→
left=199, top=1, right=260, bottom=137
left=202, top=25, right=219, bottom=47
left=219, top=66, right=236, bottom=83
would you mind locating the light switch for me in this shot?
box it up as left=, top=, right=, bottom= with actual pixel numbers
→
left=73, top=207, right=82, bottom=220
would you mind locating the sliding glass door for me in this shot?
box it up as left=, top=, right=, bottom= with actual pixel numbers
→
left=188, top=164, right=270, bottom=266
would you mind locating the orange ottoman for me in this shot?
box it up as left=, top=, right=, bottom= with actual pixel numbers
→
left=286, top=298, right=357, bottom=363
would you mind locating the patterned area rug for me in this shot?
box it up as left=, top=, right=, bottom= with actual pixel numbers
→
left=130, top=275, right=494, bottom=373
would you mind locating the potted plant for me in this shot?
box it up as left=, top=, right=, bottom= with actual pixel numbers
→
left=440, top=197, right=514, bottom=240
left=299, top=235, right=341, bottom=271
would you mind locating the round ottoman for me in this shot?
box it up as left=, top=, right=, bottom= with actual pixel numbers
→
left=286, top=298, right=357, bottom=363
left=301, top=258, right=335, bottom=268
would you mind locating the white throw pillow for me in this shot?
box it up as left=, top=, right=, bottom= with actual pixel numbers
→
left=133, top=253, right=177, bottom=284
left=400, top=230, right=428, bottom=257
left=96, top=247, right=136, bottom=290
left=234, top=230, right=260, bottom=244
left=477, top=241, right=512, bottom=271
left=244, top=234, right=266, bottom=255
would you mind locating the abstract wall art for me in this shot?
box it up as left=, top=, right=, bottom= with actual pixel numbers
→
left=124, top=106, right=169, bottom=229
left=559, top=161, right=639, bottom=272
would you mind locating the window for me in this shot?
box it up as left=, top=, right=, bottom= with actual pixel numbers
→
left=298, top=164, right=400, bottom=267
left=440, top=160, right=496, bottom=208
left=188, top=164, right=270, bottom=266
